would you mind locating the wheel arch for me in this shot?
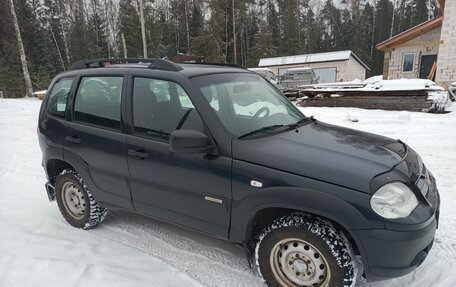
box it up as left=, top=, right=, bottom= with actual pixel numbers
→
left=243, top=206, right=363, bottom=257
left=231, top=186, right=376, bottom=272
left=46, top=158, right=75, bottom=182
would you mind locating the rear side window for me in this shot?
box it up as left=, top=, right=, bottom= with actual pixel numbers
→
left=47, top=78, right=74, bottom=118
left=74, top=76, right=123, bottom=130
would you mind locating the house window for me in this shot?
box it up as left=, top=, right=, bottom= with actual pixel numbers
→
left=403, top=53, right=415, bottom=72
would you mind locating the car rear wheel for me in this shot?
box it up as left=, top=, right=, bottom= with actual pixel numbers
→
left=255, top=213, right=355, bottom=287
left=55, top=169, right=107, bottom=229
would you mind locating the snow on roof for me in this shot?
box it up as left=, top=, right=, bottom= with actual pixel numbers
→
left=285, top=67, right=313, bottom=72
left=258, top=50, right=369, bottom=70
left=248, top=68, right=274, bottom=72
left=302, top=78, right=444, bottom=92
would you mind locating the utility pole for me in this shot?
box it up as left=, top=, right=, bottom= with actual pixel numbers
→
left=232, top=0, right=237, bottom=64
left=9, top=0, right=33, bottom=97
left=139, top=0, right=147, bottom=58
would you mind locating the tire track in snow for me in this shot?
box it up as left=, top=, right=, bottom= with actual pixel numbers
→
left=91, top=210, right=265, bottom=287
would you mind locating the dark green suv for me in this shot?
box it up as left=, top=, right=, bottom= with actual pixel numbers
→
left=38, top=58, right=439, bottom=287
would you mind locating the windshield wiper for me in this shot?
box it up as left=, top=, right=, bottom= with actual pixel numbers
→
left=238, top=125, right=285, bottom=139
left=287, top=118, right=310, bottom=129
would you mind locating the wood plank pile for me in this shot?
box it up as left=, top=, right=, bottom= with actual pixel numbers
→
left=295, top=90, right=435, bottom=112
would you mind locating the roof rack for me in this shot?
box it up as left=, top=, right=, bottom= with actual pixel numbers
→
left=68, top=58, right=183, bottom=72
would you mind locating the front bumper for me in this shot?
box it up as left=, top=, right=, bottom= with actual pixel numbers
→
left=357, top=186, right=440, bottom=282
left=356, top=216, right=437, bottom=281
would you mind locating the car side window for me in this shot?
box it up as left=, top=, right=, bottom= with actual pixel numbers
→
left=74, top=76, right=123, bottom=130
left=133, top=77, right=205, bottom=141
left=47, top=78, right=74, bottom=118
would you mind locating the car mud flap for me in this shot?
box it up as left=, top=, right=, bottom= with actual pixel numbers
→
left=45, top=182, right=56, bottom=202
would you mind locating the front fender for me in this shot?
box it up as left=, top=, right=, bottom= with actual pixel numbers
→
left=232, top=186, right=380, bottom=242
left=229, top=160, right=384, bottom=243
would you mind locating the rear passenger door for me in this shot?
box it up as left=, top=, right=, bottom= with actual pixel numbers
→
left=40, top=77, right=75, bottom=159
left=126, top=75, right=232, bottom=239
left=63, top=74, right=133, bottom=209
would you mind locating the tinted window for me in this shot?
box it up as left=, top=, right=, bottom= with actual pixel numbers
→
left=47, top=78, right=73, bottom=118
left=74, top=76, right=123, bottom=130
left=133, top=77, right=204, bottom=141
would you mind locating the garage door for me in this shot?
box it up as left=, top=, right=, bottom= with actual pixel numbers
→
left=314, top=68, right=337, bottom=84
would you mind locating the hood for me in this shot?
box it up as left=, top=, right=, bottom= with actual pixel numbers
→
left=232, top=121, right=406, bottom=193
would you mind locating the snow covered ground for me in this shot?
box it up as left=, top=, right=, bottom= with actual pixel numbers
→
left=1, top=98, right=455, bottom=287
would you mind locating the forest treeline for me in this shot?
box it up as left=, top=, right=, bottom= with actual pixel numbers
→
left=0, top=0, right=440, bottom=97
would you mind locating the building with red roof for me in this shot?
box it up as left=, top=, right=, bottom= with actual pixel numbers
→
left=377, top=0, right=455, bottom=88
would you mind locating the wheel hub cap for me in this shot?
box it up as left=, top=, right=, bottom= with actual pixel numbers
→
left=292, top=258, right=307, bottom=273
left=61, top=182, right=86, bottom=220
left=270, top=238, right=330, bottom=286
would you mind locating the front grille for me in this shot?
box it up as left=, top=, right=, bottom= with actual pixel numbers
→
left=415, top=164, right=438, bottom=208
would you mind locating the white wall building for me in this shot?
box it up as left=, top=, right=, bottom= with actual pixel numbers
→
left=257, top=50, right=369, bottom=84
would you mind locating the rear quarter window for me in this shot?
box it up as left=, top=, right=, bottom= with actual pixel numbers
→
left=47, top=78, right=74, bottom=118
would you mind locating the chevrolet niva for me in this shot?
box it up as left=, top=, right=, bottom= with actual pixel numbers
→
left=38, top=58, right=440, bottom=287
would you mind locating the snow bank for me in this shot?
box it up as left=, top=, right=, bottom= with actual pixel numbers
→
left=299, top=106, right=456, bottom=286
left=367, top=78, right=444, bottom=91
left=1, top=98, right=456, bottom=287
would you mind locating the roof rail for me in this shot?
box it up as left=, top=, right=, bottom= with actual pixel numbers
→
left=68, top=58, right=183, bottom=72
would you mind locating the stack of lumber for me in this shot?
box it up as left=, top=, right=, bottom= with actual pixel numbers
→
left=296, top=90, right=435, bottom=112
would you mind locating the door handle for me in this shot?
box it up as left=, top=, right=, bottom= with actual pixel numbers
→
left=128, top=149, right=149, bottom=160
left=65, top=135, right=81, bottom=144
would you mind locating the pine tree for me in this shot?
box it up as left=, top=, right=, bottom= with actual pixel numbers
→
left=192, top=0, right=226, bottom=62
left=321, top=0, right=345, bottom=51
left=299, top=1, right=320, bottom=54
left=277, top=0, right=300, bottom=55
left=372, top=0, right=394, bottom=75
left=117, top=0, right=142, bottom=57
left=411, top=0, right=429, bottom=25
left=249, top=20, right=277, bottom=67
left=87, top=0, right=109, bottom=58
left=359, top=3, right=375, bottom=73
left=266, top=0, right=281, bottom=54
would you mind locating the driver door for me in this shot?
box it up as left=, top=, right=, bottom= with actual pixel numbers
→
left=126, top=76, right=232, bottom=239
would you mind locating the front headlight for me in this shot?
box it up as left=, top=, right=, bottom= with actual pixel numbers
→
left=370, top=182, right=419, bottom=219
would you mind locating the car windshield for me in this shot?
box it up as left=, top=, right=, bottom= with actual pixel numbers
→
left=192, top=73, right=306, bottom=138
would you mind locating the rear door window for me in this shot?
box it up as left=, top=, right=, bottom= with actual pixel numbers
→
left=73, top=76, right=123, bottom=130
left=47, top=78, right=74, bottom=118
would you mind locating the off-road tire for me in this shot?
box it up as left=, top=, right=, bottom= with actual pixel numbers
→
left=55, top=169, right=107, bottom=229
left=255, top=213, right=355, bottom=287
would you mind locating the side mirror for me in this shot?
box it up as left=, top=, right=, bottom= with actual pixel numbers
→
left=170, top=130, right=214, bottom=154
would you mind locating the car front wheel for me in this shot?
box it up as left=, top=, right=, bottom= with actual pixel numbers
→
left=255, top=213, right=356, bottom=287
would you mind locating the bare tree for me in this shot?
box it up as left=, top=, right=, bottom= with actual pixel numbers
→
left=232, top=0, right=237, bottom=63
left=139, top=0, right=147, bottom=58
left=121, top=33, right=128, bottom=57
left=9, top=0, right=33, bottom=97
left=184, top=1, right=190, bottom=53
